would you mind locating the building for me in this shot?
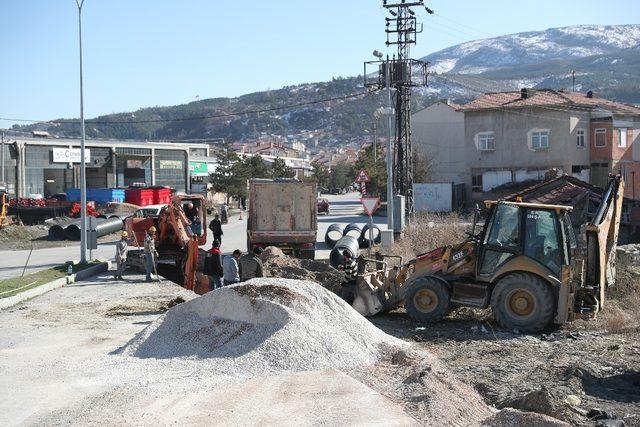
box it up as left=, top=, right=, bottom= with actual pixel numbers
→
left=0, top=135, right=209, bottom=197
left=412, top=89, right=640, bottom=201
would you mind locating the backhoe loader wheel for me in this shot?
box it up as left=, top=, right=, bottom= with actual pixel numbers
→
left=404, top=277, right=450, bottom=323
left=491, top=273, right=555, bottom=333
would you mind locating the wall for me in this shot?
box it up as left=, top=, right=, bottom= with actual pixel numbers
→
left=155, top=149, right=187, bottom=192
left=411, top=102, right=466, bottom=184
left=464, top=107, right=591, bottom=194
left=1, top=143, right=17, bottom=195
left=413, top=183, right=452, bottom=212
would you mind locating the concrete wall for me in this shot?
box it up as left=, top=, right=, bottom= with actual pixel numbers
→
left=464, top=107, right=591, bottom=196
left=411, top=102, right=465, bottom=184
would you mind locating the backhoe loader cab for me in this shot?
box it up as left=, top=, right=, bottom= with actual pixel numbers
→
left=351, top=175, right=623, bottom=333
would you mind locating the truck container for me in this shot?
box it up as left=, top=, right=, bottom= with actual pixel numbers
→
left=247, top=179, right=317, bottom=259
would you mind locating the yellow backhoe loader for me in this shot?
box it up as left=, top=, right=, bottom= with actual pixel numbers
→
left=349, top=175, right=624, bottom=332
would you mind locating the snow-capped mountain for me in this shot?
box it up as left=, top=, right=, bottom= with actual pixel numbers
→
left=423, top=24, right=640, bottom=75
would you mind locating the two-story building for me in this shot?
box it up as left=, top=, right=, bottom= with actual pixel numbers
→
left=412, top=89, right=640, bottom=201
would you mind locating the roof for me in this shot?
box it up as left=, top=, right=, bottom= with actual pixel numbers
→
left=461, top=89, right=640, bottom=115
left=485, top=200, right=573, bottom=212
left=503, top=175, right=603, bottom=205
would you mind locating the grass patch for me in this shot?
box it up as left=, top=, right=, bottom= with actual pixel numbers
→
left=0, top=262, right=98, bottom=299
left=597, top=265, right=640, bottom=334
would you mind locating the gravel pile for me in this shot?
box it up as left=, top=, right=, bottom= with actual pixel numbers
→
left=261, top=247, right=344, bottom=293
left=123, top=278, right=404, bottom=373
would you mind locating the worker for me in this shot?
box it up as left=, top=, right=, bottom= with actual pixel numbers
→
left=184, top=202, right=196, bottom=221
left=204, top=240, right=223, bottom=289
left=239, top=247, right=264, bottom=282
left=339, top=250, right=358, bottom=305
left=191, top=207, right=202, bottom=236
left=222, top=249, right=242, bottom=286
left=208, top=214, right=223, bottom=243
left=144, top=226, right=159, bottom=282
left=220, top=203, right=228, bottom=224
left=113, top=231, right=128, bottom=280
left=341, top=250, right=357, bottom=285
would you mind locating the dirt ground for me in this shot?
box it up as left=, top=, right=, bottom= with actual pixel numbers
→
left=0, top=222, right=119, bottom=250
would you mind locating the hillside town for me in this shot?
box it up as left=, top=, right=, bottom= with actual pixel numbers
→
left=0, top=1, right=639, bottom=426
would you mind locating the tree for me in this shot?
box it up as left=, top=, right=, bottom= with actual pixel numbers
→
left=329, top=162, right=353, bottom=191
left=209, top=141, right=243, bottom=204
left=271, top=157, right=296, bottom=179
left=310, top=163, right=330, bottom=189
left=413, top=145, right=434, bottom=184
left=352, top=143, right=387, bottom=197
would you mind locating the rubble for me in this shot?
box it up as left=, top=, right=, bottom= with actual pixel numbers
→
left=616, top=244, right=640, bottom=266
left=260, top=247, right=344, bottom=293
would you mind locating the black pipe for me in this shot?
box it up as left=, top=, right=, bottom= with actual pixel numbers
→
left=343, top=223, right=363, bottom=238
left=65, top=217, right=123, bottom=240
left=47, top=218, right=76, bottom=240
left=360, top=224, right=381, bottom=248
left=329, top=235, right=360, bottom=269
left=324, top=223, right=344, bottom=247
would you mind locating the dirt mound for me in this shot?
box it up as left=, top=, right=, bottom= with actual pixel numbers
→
left=481, top=408, right=570, bottom=427
left=261, top=249, right=344, bottom=293
left=122, top=278, right=404, bottom=371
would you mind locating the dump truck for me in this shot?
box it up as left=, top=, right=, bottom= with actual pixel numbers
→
left=124, top=194, right=207, bottom=293
left=345, top=175, right=624, bottom=332
left=247, top=179, right=317, bottom=259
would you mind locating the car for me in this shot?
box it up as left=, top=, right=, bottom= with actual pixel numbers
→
left=132, top=204, right=167, bottom=218
left=317, top=198, right=330, bottom=215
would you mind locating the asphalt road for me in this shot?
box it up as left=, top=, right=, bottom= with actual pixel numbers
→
left=0, top=193, right=385, bottom=280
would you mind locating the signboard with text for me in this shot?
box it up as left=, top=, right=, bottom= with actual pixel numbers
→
left=52, top=147, right=91, bottom=164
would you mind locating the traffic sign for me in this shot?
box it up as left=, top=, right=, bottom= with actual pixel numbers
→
left=361, top=197, right=380, bottom=216
left=355, top=169, right=370, bottom=183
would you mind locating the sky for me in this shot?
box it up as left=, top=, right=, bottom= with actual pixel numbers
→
left=0, top=0, right=638, bottom=126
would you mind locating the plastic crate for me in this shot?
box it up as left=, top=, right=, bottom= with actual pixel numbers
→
left=66, top=188, right=125, bottom=203
left=152, top=187, right=172, bottom=204
left=125, top=188, right=154, bottom=206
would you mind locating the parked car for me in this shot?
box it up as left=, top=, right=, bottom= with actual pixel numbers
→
left=317, top=198, right=330, bottom=215
left=132, top=204, right=167, bottom=218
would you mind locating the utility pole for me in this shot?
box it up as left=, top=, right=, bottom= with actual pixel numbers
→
left=571, top=70, right=576, bottom=92
left=385, top=57, right=394, bottom=232
left=76, top=0, right=88, bottom=263
left=373, top=121, right=378, bottom=163
left=1, top=130, right=5, bottom=188
left=365, top=1, right=431, bottom=222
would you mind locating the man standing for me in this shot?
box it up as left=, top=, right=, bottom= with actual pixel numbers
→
left=114, top=231, right=129, bottom=280
left=144, top=226, right=159, bottom=282
left=222, top=249, right=242, bottom=286
left=208, top=213, right=223, bottom=244
left=204, top=240, right=223, bottom=289
left=239, top=247, right=264, bottom=282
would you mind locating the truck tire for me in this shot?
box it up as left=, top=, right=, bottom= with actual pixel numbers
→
left=404, top=276, right=450, bottom=323
left=490, top=273, right=555, bottom=332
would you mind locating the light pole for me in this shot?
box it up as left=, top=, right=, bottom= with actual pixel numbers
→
left=1, top=130, right=5, bottom=188
left=76, top=0, right=88, bottom=263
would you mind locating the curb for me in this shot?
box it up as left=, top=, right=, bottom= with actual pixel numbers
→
left=0, top=261, right=111, bottom=311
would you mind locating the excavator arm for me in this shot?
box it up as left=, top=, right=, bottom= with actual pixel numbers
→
left=583, top=174, right=624, bottom=310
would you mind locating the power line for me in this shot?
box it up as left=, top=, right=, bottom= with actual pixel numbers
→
left=0, top=91, right=368, bottom=126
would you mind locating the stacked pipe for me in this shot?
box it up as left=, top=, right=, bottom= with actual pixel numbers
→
left=324, top=222, right=382, bottom=249
left=48, top=217, right=124, bottom=241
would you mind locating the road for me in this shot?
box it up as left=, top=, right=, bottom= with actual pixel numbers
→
left=0, top=193, right=383, bottom=280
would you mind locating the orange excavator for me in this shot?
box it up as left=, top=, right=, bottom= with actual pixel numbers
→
left=125, top=194, right=208, bottom=293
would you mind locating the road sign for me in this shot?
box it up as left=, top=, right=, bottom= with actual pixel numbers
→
left=361, top=197, right=380, bottom=216
left=355, top=169, right=370, bottom=183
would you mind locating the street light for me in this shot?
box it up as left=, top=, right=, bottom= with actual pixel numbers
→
left=75, top=0, right=88, bottom=263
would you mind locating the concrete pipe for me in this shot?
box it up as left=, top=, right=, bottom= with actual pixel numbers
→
left=360, top=224, right=382, bottom=248
left=343, top=223, right=363, bottom=239
left=324, top=223, right=344, bottom=248
left=329, top=235, right=360, bottom=269
left=65, top=217, right=123, bottom=241
left=48, top=219, right=75, bottom=240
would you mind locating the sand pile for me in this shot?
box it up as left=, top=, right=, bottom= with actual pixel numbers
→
left=261, top=247, right=344, bottom=293
left=123, top=278, right=404, bottom=372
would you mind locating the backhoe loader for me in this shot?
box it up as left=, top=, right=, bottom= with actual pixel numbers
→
left=349, top=175, right=624, bottom=332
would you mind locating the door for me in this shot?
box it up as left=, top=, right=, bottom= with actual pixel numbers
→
left=43, top=169, right=65, bottom=196
left=523, top=209, right=562, bottom=275
left=478, top=203, right=521, bottom=276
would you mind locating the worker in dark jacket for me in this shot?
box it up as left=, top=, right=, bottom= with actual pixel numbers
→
left=204, top=240, right=223, bottom=289
left=208, top=214, right=223, bottom=243
left=239, top=247, right=264, bottom=281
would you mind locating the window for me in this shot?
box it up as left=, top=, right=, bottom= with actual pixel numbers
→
left=595, top=128, right=606, bottom=147
left=480, top=203, right=520, bottom=274
left=524, top=209, right=561, bottom=274
left=476, top=132, right=495, bottom=151
left=571, top=165, right=588, bottom=174
left=530, top=130, right=549, bottom=150
left=618, top=128, right=627, bottom=148
left=472, top=174, right=483, bottom=192
left=576, top=129, right=585, bottom=148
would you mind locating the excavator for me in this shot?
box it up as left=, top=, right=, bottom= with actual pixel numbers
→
left=348, top=175, right=624, bottom=332
left=125, top=194, right=208, bottom=293
left=0, top=188, right=8, bottom=229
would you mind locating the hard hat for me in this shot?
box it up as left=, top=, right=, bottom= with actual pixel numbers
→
left=121, top=231, right=129, bottom=238
left=148, top=226, right=157, bottom=233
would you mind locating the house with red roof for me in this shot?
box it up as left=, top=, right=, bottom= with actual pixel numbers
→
left=412, top=89, right=640, bottom=202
